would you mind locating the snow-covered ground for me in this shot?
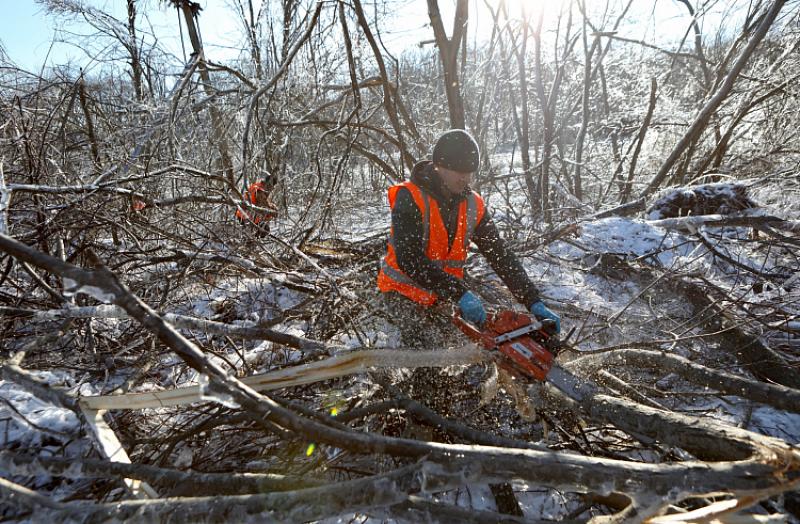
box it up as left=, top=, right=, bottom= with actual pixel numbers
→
left=1, top=175, right=798, bottom=520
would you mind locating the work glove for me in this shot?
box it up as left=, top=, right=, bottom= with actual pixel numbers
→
left=530, top=300, right=561, bottom=334
left=458, top=291, right=487, bottom=326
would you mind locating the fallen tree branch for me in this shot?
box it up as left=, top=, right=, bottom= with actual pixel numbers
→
left=647, top=478, right=800, bottom=523
left=542, top=379, right=795, bottom=462
left=2, top=232, right=797, bottom=518
left=0, top=462, right=423, bottom=523
left=0, top=304, right=331, bottom=355
left=647, top=212, right=800, bottom=233
left=0, top=451, right=318, bottom=496
left=568, top=348, right=800, bottom=415
left=673, top=277, right=800, bottom=389
left=81, top=346, right=486, bottom=410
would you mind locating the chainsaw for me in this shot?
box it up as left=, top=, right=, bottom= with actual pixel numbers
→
left=452, top=309, right=593, bottom=402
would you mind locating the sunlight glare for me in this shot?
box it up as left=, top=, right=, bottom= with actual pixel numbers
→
left=490, top=0, right=572, bottom=19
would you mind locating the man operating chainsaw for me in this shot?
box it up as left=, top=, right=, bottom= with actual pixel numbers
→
left=377, top=129, right=561, bottom=344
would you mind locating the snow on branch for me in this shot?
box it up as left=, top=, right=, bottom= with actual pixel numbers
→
left=5, top=182, right=246, bottom=211
left=0, top=161, right=8, bottom=235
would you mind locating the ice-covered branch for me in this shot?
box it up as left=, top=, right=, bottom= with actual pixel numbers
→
left=537, top=379, right=795, bottom=462
left=0, top=161, right=8, bottom=235
left=568, top=348, right=800, bottom=415
left=241, top=1, right=325, bottom=182
left=0, top=451, right=317, bottom=496
left=0, top=449, right=795, bottom=524
left=647, top=212, right=800, bottom=233
left=0, top=462, right=421, bottom=523
left=81, top=346, right=485, bottom=410
left=0, top=304, right=331, bottom=355
left=4, top=182, right=272, bottom=212
left=641, top=0, right=789, bottom=196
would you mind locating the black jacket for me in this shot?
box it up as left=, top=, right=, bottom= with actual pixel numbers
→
left=391, top=161, right=540, bottom=307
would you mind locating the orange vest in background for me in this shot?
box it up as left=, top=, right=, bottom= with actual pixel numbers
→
left=235, top=181, right=274, bottom=225
left=377, top=181, right=485, bottom=306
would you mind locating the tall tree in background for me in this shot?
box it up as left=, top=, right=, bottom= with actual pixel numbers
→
left=126, top=0, right=144, bottom=101
left=233, top=0, right=264, bottom=79
left=497, top=2, right=540, bottom=219
left=172, top=0, right=236, bottom=185
left=427, top=0, right=469, bottom=129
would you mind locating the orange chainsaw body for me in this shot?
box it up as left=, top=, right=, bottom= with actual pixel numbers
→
left=453, top=309, right=556, bottom=381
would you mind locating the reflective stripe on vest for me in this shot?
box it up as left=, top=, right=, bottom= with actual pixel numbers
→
left=377, top=181, right=485, bottom=306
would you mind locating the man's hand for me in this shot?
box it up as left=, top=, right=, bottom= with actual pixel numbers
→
left=530, top=301, right=561, bottom=334
left=458, top=291, right=487, bottom=326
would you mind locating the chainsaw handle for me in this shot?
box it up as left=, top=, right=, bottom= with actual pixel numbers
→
left=451, top=309, right=495, bottom=349
left=451, top=310, right=482, bottom=340
left=541, top=319, right=558, bottom=336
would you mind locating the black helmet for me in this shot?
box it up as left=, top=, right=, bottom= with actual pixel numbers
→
left=432, top=129, right=480, bottom=173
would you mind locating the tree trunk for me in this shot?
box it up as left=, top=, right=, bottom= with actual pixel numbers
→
left=427, top=0, right=468, bottom=129
left=126, top=0, right=144, bottom=102
left=532, top=12, right=552, bottom=222
left=619, top=78, right=657, bottom=204
left=177, top=0, right=236, bottom=186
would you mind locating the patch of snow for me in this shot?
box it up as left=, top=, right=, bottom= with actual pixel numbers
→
left=674, top=394, right=800, bottom=445
left=77, top=382, right=100, bottom=397
left=63, top=277, right=116, bottom=304
left=0, top=374, right=81, bottom=450
left=551, top=217, right=695, bottom=267
left=747, top=405, right=800, bottom=444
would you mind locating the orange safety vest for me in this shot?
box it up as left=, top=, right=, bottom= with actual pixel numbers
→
left=235, top=181, right=274, bottom=225
left=377, top=181, right=485, bottom=306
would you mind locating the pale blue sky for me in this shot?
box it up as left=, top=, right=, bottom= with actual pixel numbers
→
left=0, top=1, right=250, bottom=72
left=0, top=0, right=733, bottom=73
left=0, top=1, right=59, bottom=70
